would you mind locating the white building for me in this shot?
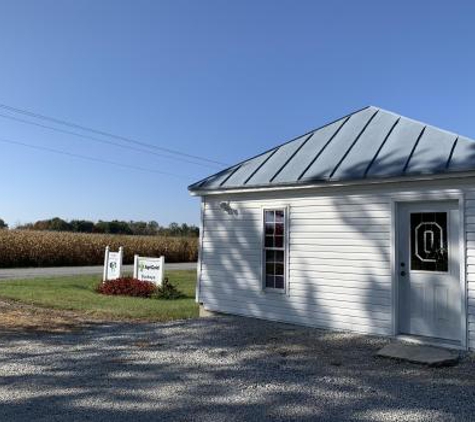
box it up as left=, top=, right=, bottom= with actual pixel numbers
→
left=189, top=106, right=475, bottom=350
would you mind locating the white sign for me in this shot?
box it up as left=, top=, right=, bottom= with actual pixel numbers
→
left=134, top=255, right=164, bottom=286
left=103, top=246, right=123, bottom=281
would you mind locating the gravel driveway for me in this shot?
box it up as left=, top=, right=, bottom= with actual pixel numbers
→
left=0, top=315, right=474, bottom=421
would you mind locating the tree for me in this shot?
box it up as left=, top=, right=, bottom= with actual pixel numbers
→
left=12, top=217, right=199, bottom=237
left=147, top=220, right=160, bottom=235
left=168, top=222, right=180, bottom=236
left=0, top=219, right=8, bottom=229
left=94, top=220, right=132, bottom=235
left=128, top=221, right=148, bottom=236
left=49, top=217, right=73, bottom=232
left=70, top=220, right=95, bottom=233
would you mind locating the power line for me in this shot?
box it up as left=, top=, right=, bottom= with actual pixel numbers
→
left=0, top=112, right=221, bottom=169
left=0, top=136, right=188, bottom=179
left=0, top=102, right=228, bottom=167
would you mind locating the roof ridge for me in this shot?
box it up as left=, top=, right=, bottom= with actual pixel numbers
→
left=369, top=106, right=473, bottom=141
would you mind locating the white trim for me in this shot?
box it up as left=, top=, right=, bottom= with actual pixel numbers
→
left=391, top=192, right=467, bottom=349
left=390, top=200, right=397, bottom=336
left=390, top=191, right=464, bottom=202
left=196, top=197, right=205, bottom=303
left=261, top=205, right=289, bottom=294
left=459, top=194, right=468, bottom=349
left=190, top=171, right=475, bottom=197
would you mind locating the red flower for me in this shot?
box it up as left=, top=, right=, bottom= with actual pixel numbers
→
left=96, top=277, right=156, bottom=298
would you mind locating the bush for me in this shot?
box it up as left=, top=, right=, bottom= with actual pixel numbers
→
left=154, top=278, right=185, bottom=300
left=96, top=277, right=156, bottom=298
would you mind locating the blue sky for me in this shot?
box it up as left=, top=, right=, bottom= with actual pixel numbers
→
left=0, top=0, right=473, bottom=227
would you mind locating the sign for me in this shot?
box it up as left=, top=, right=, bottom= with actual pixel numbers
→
left=103, top=246, right=123, bottom=281
left=134, top=255, right=164, bottom=285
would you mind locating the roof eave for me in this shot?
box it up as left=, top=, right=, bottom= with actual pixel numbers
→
left=189, top=170, right=475, bottom=196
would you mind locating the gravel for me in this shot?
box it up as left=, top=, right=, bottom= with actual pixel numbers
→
left=0, top=315, right=474, bottom=421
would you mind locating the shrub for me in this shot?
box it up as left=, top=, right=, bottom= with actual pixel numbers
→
left=154, top=278, right=185, bottom=300
left=96, top=277, right=156, bottom=298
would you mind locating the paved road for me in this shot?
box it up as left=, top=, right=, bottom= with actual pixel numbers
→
left=0, top=262, right=196, bottom=280
left=1, top=316, right=474, bottom=421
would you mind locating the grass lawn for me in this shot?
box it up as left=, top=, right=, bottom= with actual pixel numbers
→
left=0, top=270, right=198, bottom=322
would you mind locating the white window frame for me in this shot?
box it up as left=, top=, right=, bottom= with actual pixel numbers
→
left=261, top=206, right=289, bottom=294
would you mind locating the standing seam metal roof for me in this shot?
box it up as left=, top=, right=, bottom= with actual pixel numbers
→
left=189, top=106, right=475, bottom=192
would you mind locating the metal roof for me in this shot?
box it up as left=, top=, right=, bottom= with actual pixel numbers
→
left=189, top=106, right=475, bottom=192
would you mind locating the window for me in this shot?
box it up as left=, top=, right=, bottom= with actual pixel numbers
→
left=410, top=212, right=448, bottom=272
left=263, top=209, right=286, bottom=290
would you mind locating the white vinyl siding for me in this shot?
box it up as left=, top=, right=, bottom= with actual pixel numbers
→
left=198, top=178, right=475, bottom=347
left=464, top=196, right=475, bottom=349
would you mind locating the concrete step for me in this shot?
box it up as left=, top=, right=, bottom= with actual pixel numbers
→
left=377, top=342, right=460, bottom=367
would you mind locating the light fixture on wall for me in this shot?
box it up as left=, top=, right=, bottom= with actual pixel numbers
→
left=219, top=201, right=231, bottom=212
left=219, top=201, right=236, bottom=215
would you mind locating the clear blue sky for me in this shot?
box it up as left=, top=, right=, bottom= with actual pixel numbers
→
left=0, top=0, right=474, bottom=227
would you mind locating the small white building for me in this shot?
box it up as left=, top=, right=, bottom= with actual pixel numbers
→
left=189, top=106, right=475, bottom=350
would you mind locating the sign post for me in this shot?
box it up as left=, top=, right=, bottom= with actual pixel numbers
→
left=133, top=255, right=165, bottom=286
left=103, top=246, right=123, bottom=281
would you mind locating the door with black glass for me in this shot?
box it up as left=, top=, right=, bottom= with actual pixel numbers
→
left=398, top=201, right=461, bottom=342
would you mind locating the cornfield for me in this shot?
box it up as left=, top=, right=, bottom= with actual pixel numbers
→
left=0, top=230, right=198, bottom=268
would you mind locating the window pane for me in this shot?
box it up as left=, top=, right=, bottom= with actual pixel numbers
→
left=275, top=210, right=284, bottom=223
left=275, top=250, right=284, bottom=262
left=275, top=263, right=284, bottom=275
left=265, top=236, right=274, bottom=248
left=266, top=275, right=275, bottom=288
left=410, top=212, right=448, bottom=272
left=275, top=236, right=284, bottom=248
left=265, top=211, right=275, bottom=223
left=275, top=276, right=284, bottom=289
left=275, top=223, right=284, bottom=236
left=265, top=223, right=274, bottom=235
left=266, top=263, right=274, bottom=275
left=266, top=250, right=275, bottom=262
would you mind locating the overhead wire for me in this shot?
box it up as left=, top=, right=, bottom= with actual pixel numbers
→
left=0, top=135, right=188, bottom=179
left=0, top=102, right=228, bottom=167
left=0, top=112, right=221, bottom=169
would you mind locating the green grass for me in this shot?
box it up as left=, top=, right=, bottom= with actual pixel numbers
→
left=0, top=270, right=198, bottom=322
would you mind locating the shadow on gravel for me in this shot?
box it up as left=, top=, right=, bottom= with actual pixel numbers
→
left=0, top=316, right=475, bottom=422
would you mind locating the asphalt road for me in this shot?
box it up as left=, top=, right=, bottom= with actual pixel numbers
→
left=0, top=262, right=197, bottom=280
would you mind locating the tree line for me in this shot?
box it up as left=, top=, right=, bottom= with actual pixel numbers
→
left=7, top=218, right=199, bottom=237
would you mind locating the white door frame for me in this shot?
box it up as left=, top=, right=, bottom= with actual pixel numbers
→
left=390, top=191, right=467, bottom=349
